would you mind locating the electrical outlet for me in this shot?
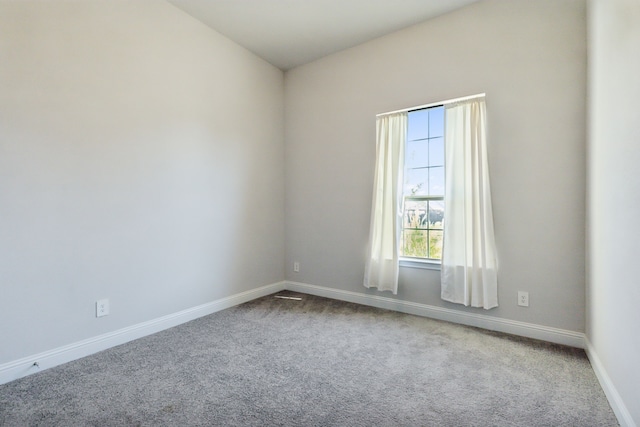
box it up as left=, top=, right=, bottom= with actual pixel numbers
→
left=293, top=262, right=300, bottom=272
left=517, top=291, right=529, bottom=307
left=96, top=299, right=109, bottom=317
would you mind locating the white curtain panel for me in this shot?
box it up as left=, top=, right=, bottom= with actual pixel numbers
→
left=441, top=98, right=498, bottom=309
left=364, top=112, right=407, bottom=294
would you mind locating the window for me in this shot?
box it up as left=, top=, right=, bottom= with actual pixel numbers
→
left=366, top=94, right=496, bottom=303
left=401, top=106, right=445, bottom=261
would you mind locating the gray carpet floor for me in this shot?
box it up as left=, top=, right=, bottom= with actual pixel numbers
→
left=0, top=291, right=618, bottom=426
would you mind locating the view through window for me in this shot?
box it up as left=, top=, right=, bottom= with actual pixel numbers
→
left=401, top=105, right=445, bottom=260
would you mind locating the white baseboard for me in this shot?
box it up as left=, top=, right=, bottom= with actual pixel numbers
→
left=4, top=279, right=630, bottom=426
left=585, top=338, right=637, bottom=427
left=0, top=281, right=286, bottom=386
left=284, top=281, right=586, bottom=348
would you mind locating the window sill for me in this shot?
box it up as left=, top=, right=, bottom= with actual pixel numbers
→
left=399, top=258, right=441, bottom=271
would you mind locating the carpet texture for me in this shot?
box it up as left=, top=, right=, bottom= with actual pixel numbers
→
left=0, top=291, right=618, bottom=426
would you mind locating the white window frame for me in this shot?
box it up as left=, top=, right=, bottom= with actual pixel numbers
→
left=399, top=105, right=445, bottom=267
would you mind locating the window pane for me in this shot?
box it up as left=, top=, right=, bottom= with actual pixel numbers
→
left=429, top=230, right=443, bottom=260
left=401, top=104, right=446, bottom=261
left=428, top=166, right=444, bottom=195
left=403, top=230, right=428, bottom=258
left=404, top=168, right=428, bottom=196
left=407, top=109, right=428, bottom=141
left=428, top=137, right=444, bottom=167
left=428, top=201, right=444, bottom=228
left=405, top=140, right=428, bottom=168
left=404, top=200, right=427, bottom=229
left=429, top=106, right=444, bottom=138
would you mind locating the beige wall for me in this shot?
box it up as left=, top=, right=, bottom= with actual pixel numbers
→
left=588, top=0, right=640, bottom=424
left=285, top=0, right=587, bottom=332
left=0, top=0, right=285, bottom=364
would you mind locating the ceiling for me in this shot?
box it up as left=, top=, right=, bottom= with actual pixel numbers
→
left=167, top=0, right=481, bottom=70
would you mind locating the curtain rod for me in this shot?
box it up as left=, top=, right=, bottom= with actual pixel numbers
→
left=376, top=93, right=486, bottom=117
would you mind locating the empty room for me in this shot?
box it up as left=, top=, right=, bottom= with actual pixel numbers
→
left=1, top=0, right=638, bottom=425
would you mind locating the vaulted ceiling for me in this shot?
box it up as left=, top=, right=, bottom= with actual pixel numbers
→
left=167, top=0, right=481, bottom=70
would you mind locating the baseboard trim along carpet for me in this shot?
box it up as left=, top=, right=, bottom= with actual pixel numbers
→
left=585, top=338, right=637, bottom=427
left=285, top=281, right=586, bottom=349
left=2, top=280, right=631, bottom=426
left=1, top=291, right=619, bottom=426
left=0, top=281, right=287, bottom=386
left=1, top=280, right=587, bottom=386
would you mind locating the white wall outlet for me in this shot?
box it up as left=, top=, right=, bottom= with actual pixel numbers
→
left=293, top=262, right=300, bottom=272
left=96, top=299, right=109, bottom=317
left=517, top=291, right=529, bottom=307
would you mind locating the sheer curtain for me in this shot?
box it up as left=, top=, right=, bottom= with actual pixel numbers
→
left=363, top=112, right=407, bottom=294
left=441, top=98, right=498, bottom=309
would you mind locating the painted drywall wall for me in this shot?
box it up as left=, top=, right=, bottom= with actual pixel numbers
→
left=285, top=0, right=587, bottom=332
left=587, top=0, right=640, bottom=424
left=0, top=0, right=284, bottom=364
